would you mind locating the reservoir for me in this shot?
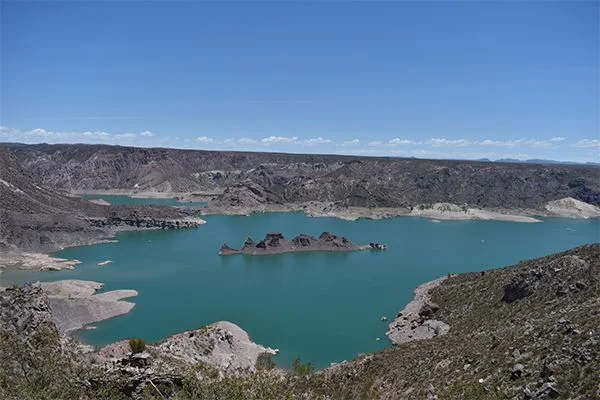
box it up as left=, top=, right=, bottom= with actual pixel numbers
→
left=79, top=194, right=207, bottom=207
left=2, top=212, right=598, bottom=369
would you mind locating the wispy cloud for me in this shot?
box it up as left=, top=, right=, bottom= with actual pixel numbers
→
left=304, top=137, right=332, bottom=145
left=1, top=125, right=596, bottom=162
left=572, top=139, right=600, bottom=148
left=261, top=135, right=300, bottom=145
left=196, top=136, right=218, bottom=144
left=388, top=138, right=417, bottom=146
left=425, top=138, right=472, bottom=147
left=0, top=126, right=157, bottom=144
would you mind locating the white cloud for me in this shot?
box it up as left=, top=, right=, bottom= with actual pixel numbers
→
left=29, top=128, right=53, bottom=137
left=343, top=139, right=360, bottom=146
left=303, top=137, right=332, bottom=145
left=196, top=136, right=218, bottom=144
left=368, top=141, right=383, bottom=147
left=261, top=135, right=299, bottom=145
left=388, top=138, right=416, bottom=146
left=479, top=139, right=515, bottom=147
left=550, top=137, right=565, bottom=142
left=82, top=131, right=111, bottom=139
left=572, top=139, right=600, bottom=148
left=425, top=138, right=471, bottom=147
left=140, top=130, right=155, bottom=137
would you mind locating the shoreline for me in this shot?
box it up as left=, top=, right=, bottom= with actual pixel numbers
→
left=200, top=202, right=547, bottom=223
left=39, top=280, right=139, bottom=333
left=71, top=190, right=600, bottom=222
left=0, top=217, right=206, bottom=275
left=71, top=189, right=217, bottom=203
left=385, top=276, right=450, bottom=344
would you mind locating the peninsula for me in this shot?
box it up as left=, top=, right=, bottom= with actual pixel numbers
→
left=219, top=232, right=384, bottom=256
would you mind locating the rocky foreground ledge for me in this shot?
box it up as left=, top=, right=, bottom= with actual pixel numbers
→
left=219, top=231, right=385, bottom=256
left=0, top=283, right=280, bottom=398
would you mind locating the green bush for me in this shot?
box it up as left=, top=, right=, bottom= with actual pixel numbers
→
left=256, top=353, right=276, bottom=371
left=292, top=357, right=314, bottom=376
left=128, top=338, right=146, bottom=354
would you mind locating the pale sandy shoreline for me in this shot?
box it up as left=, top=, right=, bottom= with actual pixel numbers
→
left=199, top=201, right=568, bottom=223
left=39, top=280, right=138, bottom=333
left=71, top=189, right=217, bottom=202
left=201, top=198, right=600, bottom=222
left=72, top=190, right=600, bottom=222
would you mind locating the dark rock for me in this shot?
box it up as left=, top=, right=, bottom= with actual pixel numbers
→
left=510, top=363, right=525, bottom=380
left=502, top=274, right=540, bottom=303
left=220, top=231, right=365, bottom=256
left=121, top=352, right=152, bottom=368
left=419, top=301, right=440, bottom=319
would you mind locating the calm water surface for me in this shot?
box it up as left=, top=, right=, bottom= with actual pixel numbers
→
left=80, top=194, right=206, bottom=207
left=2, top=213, right=598, bottom=368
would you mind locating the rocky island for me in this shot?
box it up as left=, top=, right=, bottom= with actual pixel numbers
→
left=219, top=232, right=384, bottom=256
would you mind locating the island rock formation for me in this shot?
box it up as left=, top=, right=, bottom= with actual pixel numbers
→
left=219, top=231, right=378, bottom=255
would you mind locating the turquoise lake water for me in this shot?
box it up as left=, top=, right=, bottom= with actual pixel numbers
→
left=1, top=213, right=598, bottom=369
left=79, top=194, right=206, bottom=207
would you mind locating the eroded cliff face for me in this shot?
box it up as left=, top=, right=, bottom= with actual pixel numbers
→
left=3, top=143, right=599, bottom=210
left=0, top=148, right=204, bottom=253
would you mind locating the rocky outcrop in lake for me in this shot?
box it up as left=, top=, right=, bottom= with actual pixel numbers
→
left=219, top=231, right=374, bottom=256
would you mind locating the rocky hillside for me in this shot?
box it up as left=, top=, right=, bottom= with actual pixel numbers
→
left=305, top=244, right=600, bottom=399
left=1, top=245, right=598, bottom=399
left=0, top=148, right=203, bottom=253
left=2, top=143, right=599, bottom=210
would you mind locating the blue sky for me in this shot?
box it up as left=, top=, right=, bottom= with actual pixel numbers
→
left=1, top=1, right=598, bottom=162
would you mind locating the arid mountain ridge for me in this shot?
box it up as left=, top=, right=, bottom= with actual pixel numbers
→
left=0, top=148, right=203, bottom=253
left=2, top=142, right=599, bottom=210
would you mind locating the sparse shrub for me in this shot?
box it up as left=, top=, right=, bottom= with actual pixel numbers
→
left=129, top=338, right=146, bottom=354
left=292, top=357, right=314, bottom=376
left=256, top=353, right=276, bottom=371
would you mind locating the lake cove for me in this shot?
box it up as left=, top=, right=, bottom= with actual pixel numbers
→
left=2, top=212, right=598, bottom=369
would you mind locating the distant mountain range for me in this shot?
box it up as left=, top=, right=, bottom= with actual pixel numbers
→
left=1, top=142, right=598, bottom=213
left=477, top=157, right=599, bottom=166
